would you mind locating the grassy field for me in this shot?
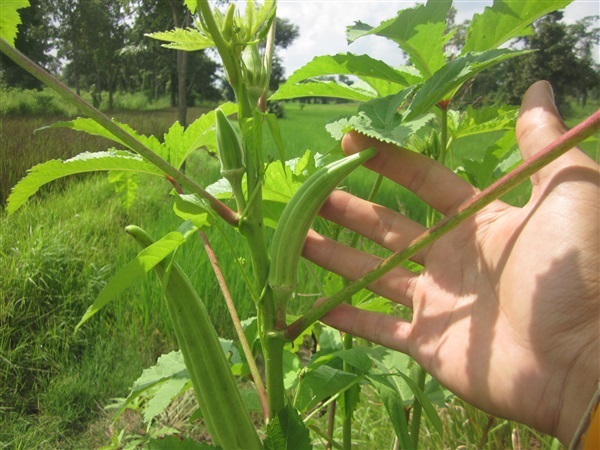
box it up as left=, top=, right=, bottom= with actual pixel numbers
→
left=1, top=98, right=596, bottom=448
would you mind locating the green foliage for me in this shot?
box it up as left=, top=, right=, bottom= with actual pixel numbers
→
left=264, top=405, right=312, bottom=450
left=1, top=0, right=587, bottom=448
left=6, top=150, right=164, bottom=214
left=347, top=0, right=451, bottom=77
left=462, top=0, right=572, bottom=52
left=76, top=221, right=201, bottom=331
left=0, top=0, right=29, bottom=46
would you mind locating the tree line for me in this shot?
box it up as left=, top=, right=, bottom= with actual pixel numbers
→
left=447, top=10, right=599, bottom=114
left=1, top=0, right=298, bottom=124
left=1, top=2, right=597, bottom=117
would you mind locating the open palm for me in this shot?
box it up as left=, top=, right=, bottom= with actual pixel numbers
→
left=303, top=81, right=599, bottom=444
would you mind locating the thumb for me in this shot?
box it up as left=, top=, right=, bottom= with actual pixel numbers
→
left=516, top=81, right=590, bottom=187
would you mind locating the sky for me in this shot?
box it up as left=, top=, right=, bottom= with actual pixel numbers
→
left=275, top=0, right=600, bottom=76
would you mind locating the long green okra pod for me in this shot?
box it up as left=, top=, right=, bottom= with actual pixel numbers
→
left=126, top=225, right=262, bottom=450
left=268, top=148, right=377, bottom=321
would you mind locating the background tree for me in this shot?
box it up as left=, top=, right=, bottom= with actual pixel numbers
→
left=461, top=12, right=599, bottom=113
left=52, top=0, right=128, bottom=109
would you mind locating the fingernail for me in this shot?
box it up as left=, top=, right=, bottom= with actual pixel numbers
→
left=542, top=81, right=556, bottom=105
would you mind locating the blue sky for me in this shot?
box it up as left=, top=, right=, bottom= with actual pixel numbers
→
left=276, top=0, right=599, bottom=76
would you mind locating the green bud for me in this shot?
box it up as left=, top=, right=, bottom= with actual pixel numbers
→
left=221, top=3, right=236, bottom=42
left=215, top=109, right=245, bottom=198
left=242, top=44, right=268, bottom=102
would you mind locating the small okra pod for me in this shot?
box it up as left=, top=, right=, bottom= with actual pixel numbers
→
left=268, top=148, right=377, bottom=306
left=216, top=109, right=246, bottom=211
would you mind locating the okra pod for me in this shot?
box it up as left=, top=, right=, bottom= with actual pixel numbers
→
left=216, top=108, right=246, bottom=211
left=268, top=148, right=376, bottom=306
left=126, top=225, right=262, bottom=450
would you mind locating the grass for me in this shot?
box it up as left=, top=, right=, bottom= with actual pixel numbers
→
left=0, top=87, right=174, bottom=117
left=2, top=97, right=593, bottom=448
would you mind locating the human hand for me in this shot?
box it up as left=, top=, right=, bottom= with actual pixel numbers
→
left=302, top=81, right=599, bottom=444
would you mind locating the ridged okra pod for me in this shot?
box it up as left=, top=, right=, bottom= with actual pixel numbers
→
left=268, top=148, right=376, bottom=309
left=126, top=225, right=262, bottom=450
left=216, top=109, right=246, bottom=211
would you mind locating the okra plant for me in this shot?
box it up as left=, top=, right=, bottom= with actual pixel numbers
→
left=2, top=0, right=598, bottom=448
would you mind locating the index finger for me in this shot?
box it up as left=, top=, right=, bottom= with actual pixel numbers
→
left=342, top=132, right=478, bottom=216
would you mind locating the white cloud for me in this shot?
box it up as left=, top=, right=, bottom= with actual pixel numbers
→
left=276, top=0, right=597, bottom=76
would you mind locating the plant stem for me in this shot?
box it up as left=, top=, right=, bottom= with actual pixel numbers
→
left=0, top=37, right=239, bottom=226
left=439, top=103, right=449, bottom=167
left=409, top=365, right=427, bottom=448
left=327, top=401, right=337, bottom=450
left=197, top=0, right=239, bottom=87
left=342, top=332, right=354, bottom=450
left=197, top=0, right=283, bottom=419
left=198, top=230, right=269, bottom=421
left=285, top=110, right=600, bottom=341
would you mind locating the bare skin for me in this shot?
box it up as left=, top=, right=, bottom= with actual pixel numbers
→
left=303, top=81, right=599, bottom=445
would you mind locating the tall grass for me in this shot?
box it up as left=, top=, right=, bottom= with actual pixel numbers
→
left=0, top=87, right=172, bottom=117
left=0, top=106, right=213, bottom=206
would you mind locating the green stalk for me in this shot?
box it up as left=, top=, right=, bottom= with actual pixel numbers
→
left=285, top=110, right=600, bottom=341
left=196, top=0, right=240, bottom=88
left=196, top=1, right=283, bottom=420
left=409, top=365, right=427, bottom=448
left=407, top=106, right=448, bottom=444
left=0, top=37, right=239, bottom=227
left=342, top=332, right=354, bottom=450
left=439, top=103, right=449, bottom=167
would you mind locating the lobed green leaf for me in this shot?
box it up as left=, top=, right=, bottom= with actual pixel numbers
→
left=264, top=404, right=313, bottom=450
left=172, top=193, right=214, bottom=229
left=285, top=53, right=415, bottom=87
left=0, top=0, right=29, bottom=47
left=294, top=364, right=358, bottom=412
left=451, top=105, right=518, bottom=140
left=368, top=373, right=413, bottom=448
left=39, top=117, right=164, bottom=158
left=462, top=0, right=573, bottom=53
left=76, top=222, right=198, bottom=331
left=168, top=102, right=237, bottom=168
left=327, top=107, right=435, bottom=148
left=146, top=27, right=214, bottom=51
left=6, top=150, right=164, bottom=214
left=346, top=0, right=452, bottom=78
left=107, top=170, right=139, bottom=211
left=270, top=80, right=374, bottom=102
left=405, top=49, right=532, bottom=120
